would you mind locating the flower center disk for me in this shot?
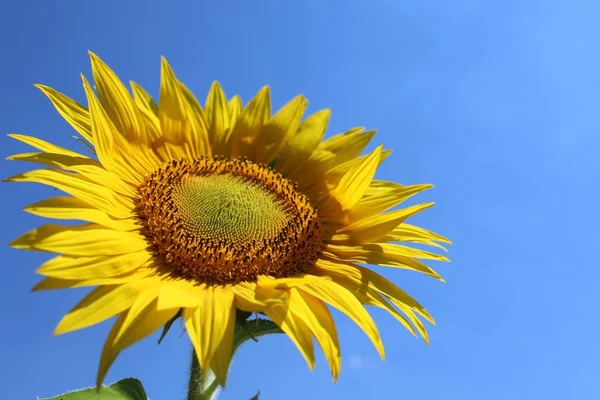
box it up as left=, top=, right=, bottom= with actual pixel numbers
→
left=137, top=157, right=322, bottom=284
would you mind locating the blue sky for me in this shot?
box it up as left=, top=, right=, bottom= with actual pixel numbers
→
left=1, top=1, right=599, bottom=399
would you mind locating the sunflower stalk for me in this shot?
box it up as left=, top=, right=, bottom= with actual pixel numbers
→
left=186, top=312, right=283, bottom=400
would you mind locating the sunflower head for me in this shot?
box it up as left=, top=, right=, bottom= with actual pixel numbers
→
left=8, top=52, right=450, bottom=387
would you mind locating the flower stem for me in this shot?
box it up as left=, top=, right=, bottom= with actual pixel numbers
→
left=187, top=350, right=203, bottom=400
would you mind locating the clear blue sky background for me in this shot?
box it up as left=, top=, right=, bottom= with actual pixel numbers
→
left=1, top=1, right=598, bottom=399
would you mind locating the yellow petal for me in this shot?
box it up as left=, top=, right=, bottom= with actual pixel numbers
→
left=289, top=288, right=341, bottom=380
left=349, top=183, right=433, bottom=221
left=37, top=251, right=151, bottom=279
left=304, top=128, right=376, bottom=174
left=5, top=169, right=133, bottom=218
left=259, top=288, right=315, bottom=370
left=229, top=86, right=271, bottom=159
left=228, top=95, right=243, bottom=127
left=11, top=223, right=148, bottom=256
left=253, top=95, right=307, bottom=164
left=89, top=51, right=145, bottom=143
left=130, top=81, right=158, bottom=116
left=130, top=81, right=161, bottom=143
left=314, top=264, right=417, bottom=338
left=315, top=259, right=434, bottom=325
left=334, top=203, right=436, bottom=244
left=205, top=81, right=230, bottom=155
left=326, top=145, right=382, bottom=211
left=24, top=196, right=138, bottom=231
left=82, top=75, right=151, bottom=184
left=184, top=286, right=236, bottom=385
left=179, top=81, right=212, bottom=157
left=324, top=243, right=445, bottom=280
left=326, top=149, right=392, bottom=184
left=232, top=282, right=286, bottom=312
left=8, top=133, right=86, bottom=158
left=54, top=280, right=150, bottom=335
left=32, top=268, right=153, bottom=291
left=262, top=276, right=384, bottom=360
left=97, top=301, right=178, bottom=386
left=35, top=84, right=93, bottom=142
left=380, top=224, right=452, bottom=247
left=157, top=280, right=205, bottom=310
left=7, top=152, right=137, bottom=198
left=276, top=109, right=331, bottom=176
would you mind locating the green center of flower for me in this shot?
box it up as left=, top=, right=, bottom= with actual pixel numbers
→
left=137, top=157, right=322, bottom=284
left=172, top=174, right=291, bottom=245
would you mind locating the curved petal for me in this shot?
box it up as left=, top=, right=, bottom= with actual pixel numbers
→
left=54, top=279, right=157, bottom=335
left=7, top=152, right=137, bottom=198
left=97, top=299, right=178, bottom=386
left=37, top=251, right=152, bottom=280
left=89, top=51, right=146, bottom=143
left=5, top=169, right=134, bottom=218
left=24, top=197, right=139, bottom=231
left=8, top=133, right=87, bottom=158
left=11, top=224, right=148, bottom=256
left=35, top=84, right=93, bottom=142
left=229, top=86, right=270, bottom=159
left=259, top=276, right=384, bottom=360
left=276, top=109, right=331, bottom=176
left=184, top=286, right=236, bottom=385
left=289, top=288, right=341, bottom=380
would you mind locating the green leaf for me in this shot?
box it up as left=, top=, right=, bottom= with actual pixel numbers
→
left=249, top=390, right=260, bottom=400
left=233, top=318, right=283, bottom=353
left=158, top=308, right=182, bottom=344
left=39, top=378, right=148, bottom=400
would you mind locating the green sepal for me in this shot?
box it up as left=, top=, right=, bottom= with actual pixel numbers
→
left=39, top=378, right=147, bottom=400
left=158, top=308, right=183, bottom=344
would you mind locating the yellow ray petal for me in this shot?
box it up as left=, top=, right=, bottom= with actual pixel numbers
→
left=130, top=81, right=161, bottom=143
left=8, top=133, right=86, bottom=158
left=54, top=280, right=153, bottom=335
left=325, top=149, right=392, bottom=184
left=37, top=251, right=152, bottom=279
left=179, top=81, right=211, bottom=157
left=351, top=287, right=417, bottom=338
left=89, top=51, right=145, bottom=143
left=326, top=145, right=382, bottom=211
left=323, top=244, right=445, bottom=280
left=5, top=169, right=133, bottom=218
left=260, top=276, right=384, bottom=360
left=289, top=288, right=341, bottom=380
left=315, top=259, right=434, bottom=325
left=130, top=81, right=158, bottom=116
left=97, top=301, right=178, bottom=386
left=184, top=286, right=235, bottom=385
left=259, top=288, right=315, bottom=370
left=276, top=109, right=331, bottom=176
left=7, top=152, right=137, bottom=198
left=11, top=224, right=148, bottom=256
left=253, top=95, right=307, bottom=164
left=157, top=280, right=205, bottom=310
left=232, top=282, right=286, bottom=312
left=349, top=183, right=433, bottom=221
left=312, top=263, right=417, bottom=338
left=32, top=268, right=154, bottom=291
left=205, top=81, right=230, bottom=155
left=35, top=84, right=92, bottom=142
left=24, top=197, right=139, bottom=231
left=82, top=75, right=152, bottom=184
left=227, top=95, right=243, bottom=127
left=229, top=86, right=271, bottom=159
left=380, top=224, right=452, bottom=246
left=333, top=203, right=436, bottom=244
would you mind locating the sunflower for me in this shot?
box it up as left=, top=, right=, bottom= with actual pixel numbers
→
left=7, top=52, right=450, bottom=387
